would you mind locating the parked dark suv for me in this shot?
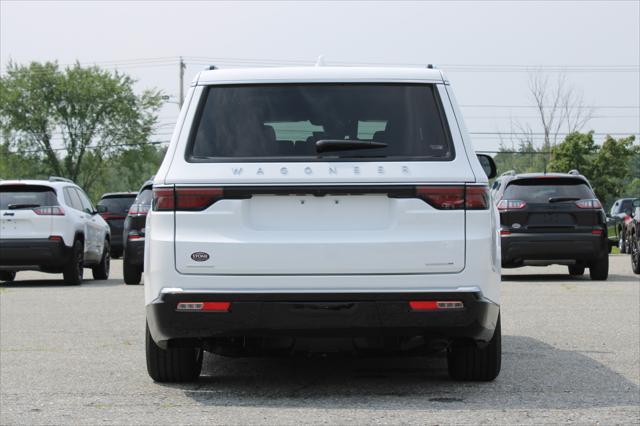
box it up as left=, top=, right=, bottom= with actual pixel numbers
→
left=96, top=193, right=137, bottom=258
left=606, top=197, right=637, bottom=253
left=494, top=171, right=608, bottom=280
left=122, top=181, right=152, bottom=284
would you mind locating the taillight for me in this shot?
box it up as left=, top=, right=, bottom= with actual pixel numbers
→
left=416, top=186, right=465, bottom=210
left=465, top=186, right=490, bottom=210
left=127, top=230, right=144, bottom=240
left=153, top=187, right=224, bottom=211
left=33, top=206, right=65, bottom=216
left=575, top=199, right=602, bottom=209
left=415, top=185, right=489, bottom=210
left=128, top=204, right=150, bottom=216
left=497, top=200, right=527, bottom=211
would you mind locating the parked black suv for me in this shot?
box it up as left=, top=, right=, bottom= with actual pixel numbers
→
left=122, top=181, right=152, bottom=284
left=494, top=171, right=608, bottom=280
left=606, top=197, right=637, bottom=253
left=96, top=192, right=137, bottom=258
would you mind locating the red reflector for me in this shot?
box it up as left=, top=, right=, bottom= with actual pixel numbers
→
left=176, top=301, right=230, bottom=312
left=416, top=186, right=465, bottom=210
left=48, top=235, right=63, bottom=241
left=409, top=301, right=464, bottom=311
left=592, top=229, right=603, bottom=235
left=127, top=233, right=143, bottom=240
left=500, top=230, right=511, bottom=235
left=409, top=301, right=438, bottom=310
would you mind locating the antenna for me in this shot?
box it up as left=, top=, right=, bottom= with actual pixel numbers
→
left=315, top=55, right=326, bottom=67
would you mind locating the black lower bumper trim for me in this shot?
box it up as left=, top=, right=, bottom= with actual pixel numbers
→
left=0, top=238, right=70, bottom=269
left=147, top=292, right=500, bottom=347
left=502, top=233, right=608, bottom=266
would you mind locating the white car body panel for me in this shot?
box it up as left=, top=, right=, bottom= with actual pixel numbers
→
left=146, top=67, right=500, bottom=307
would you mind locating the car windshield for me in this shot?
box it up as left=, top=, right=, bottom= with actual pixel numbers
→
left=188, top=83, right=454, bottom=161
left=503, top=178, right=595, bottom=203
left=97, top=196, right=136, bottom=213
left=0, top=185, right=58, bottom=210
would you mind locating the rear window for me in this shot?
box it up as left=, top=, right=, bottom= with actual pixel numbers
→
left=97, top=195, right=136, bottom=213
left=187, top=84, right=454, bottom=162
left=0, top=185, right=58, bottom=210
left=503, top=178, right=595, bottom=203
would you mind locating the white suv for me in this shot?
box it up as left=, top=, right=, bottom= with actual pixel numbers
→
left=144, top=67, right=501, bottom=382
left=0, top=177, right=111, bottom=284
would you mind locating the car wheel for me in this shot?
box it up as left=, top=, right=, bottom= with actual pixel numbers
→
left=631, top=236, right=640, bottom=274
left=63, top=240, right=84, bottom=285
left=589, top=254, right=609, bottom=281
left=145, top=322, right=203, bottom=382
left=0, top=271, right=16, bottom=282
left=447, top=315, right=501, bottom=381
left=92, top=240, right=110, bottom=280
left=123, top=260, right=142, bottom=285
left=568, top=264, right=585, bottom=276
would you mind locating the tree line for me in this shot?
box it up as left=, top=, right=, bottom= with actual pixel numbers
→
left=1, top=62, right=638, bottom=207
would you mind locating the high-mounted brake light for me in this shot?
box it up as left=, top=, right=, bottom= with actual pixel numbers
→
left=409, top=301, right=464, bottom=311
left=497, top=200, right=527, bottom=211
left=33, top=206, right=65, bottom=216
left=591, top=229, right=604, bottom=235
left=153, top=187, right=224, bottom=211
left=575, top=199, right=602, bottom=209
left=48, top=235, right=63, bottom=241
left=176, top=301, right=231, bottom=312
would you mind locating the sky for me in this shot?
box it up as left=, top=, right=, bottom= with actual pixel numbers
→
left=1, top=0, right=639, bottom=152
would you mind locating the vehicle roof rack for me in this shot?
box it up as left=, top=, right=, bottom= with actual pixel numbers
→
left=427, top=64, right=435, bottom=69
left=48, top=176, right=74, bottom=183
left=206, top=65, right=217, bottom=70
left=499, top=170, right=516, bottom=177
left=568, top=169, right=581, bottom=175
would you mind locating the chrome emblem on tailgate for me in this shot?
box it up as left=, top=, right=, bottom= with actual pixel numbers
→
left=190, top=252, right=210, bottom=262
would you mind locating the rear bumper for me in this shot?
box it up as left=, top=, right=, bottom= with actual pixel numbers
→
left=124, top=239, right=145, bottom=266
left=501, top=232, right=607, bottom=266
left=0, top=238, right=70, bottom=269
left=146, top=291, right=500, bottom=347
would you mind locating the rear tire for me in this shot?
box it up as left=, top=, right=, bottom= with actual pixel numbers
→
left=589, top=254, right=609, bottom=281
left=447, top=315, right=501, bottom=381
left=123, top=261, right=142, bottom=285
left=63, top=240, right=84, bottom=285
left=92, top=240, right=110, bottom=280
left=619, top=235, right=627, bottom=254
left=146, top=323, right=202, bottom=382
left=0, top=271, right=16, bottom=282
left=568, top=264, right=585, bottom=276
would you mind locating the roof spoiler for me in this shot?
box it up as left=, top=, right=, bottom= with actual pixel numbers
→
left=48, top=176, right=74, bottom=183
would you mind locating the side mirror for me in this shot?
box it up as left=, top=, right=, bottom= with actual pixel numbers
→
left=96, top=205, right=108, bottom=213
left=477, top=154, right=497, bottom=179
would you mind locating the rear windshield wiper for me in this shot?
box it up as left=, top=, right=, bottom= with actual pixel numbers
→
left=548, top=197, right=580, bottom=203
left=315, top=139, right=388, bottom=154
left=7, top=203, right=41, bottom=210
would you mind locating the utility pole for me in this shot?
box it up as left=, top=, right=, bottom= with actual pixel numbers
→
left=178, top=56, right=186, bottom=110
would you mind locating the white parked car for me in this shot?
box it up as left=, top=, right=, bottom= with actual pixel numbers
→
left=144, top=66, right=501, bottom=382
left=0, top=177, right=111, bottom=284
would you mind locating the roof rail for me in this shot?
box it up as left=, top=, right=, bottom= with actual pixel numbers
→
left=427, top=64, right=436, bottom=69
left=206, top=65, right=217, bottom=70
left=499, top=170, right=516, bottom=177
left=48, top=176, right=73, bottom=183
left=568, top=169, right=581, bottom=175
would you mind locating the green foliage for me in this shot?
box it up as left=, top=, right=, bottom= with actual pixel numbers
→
left=548, top=131, right=597, bottom=177
left=0, top=61, right=163, bottom=193
left=493, top=141, right=550, bottom=175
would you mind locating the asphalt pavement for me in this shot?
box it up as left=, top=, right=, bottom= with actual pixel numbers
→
left=1, top=256, right=639, bottom=425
